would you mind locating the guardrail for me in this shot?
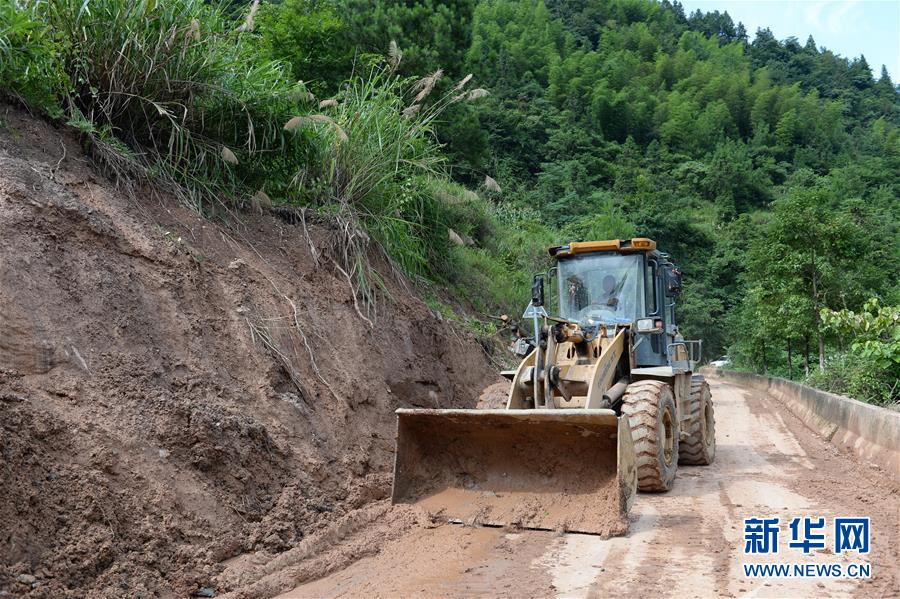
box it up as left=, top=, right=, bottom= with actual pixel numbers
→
left=683, top=339, right=703, bottom=363
left=667, top=340, right=702, bottom=373
left=705, top=368, right=900, bottom=482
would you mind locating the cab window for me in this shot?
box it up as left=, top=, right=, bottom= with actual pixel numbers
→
left=645, top=260, right=658, bottom=315
left=556, top=253, right=644, bottom=324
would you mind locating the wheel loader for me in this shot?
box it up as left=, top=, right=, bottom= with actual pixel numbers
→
left=391, top=238, right=716, bottom=535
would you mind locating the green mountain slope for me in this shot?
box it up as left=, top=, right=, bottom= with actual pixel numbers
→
left=3, top=0, right=896, bottom=402
left=326, top=0, right=900, bottom=397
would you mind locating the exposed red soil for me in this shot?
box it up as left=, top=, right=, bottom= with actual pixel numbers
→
left=0, top=105, right=500, bottom=597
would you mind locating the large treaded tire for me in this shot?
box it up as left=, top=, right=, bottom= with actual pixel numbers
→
left=679, top=376, right=716, bottom=465
left=621, top=380, right=678, bottom=492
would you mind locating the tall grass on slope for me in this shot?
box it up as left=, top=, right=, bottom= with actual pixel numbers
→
left=6, top=0, right=299, bottom=211
left=285, top=66, right=486, bottom=310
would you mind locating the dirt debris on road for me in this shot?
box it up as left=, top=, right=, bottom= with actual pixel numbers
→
left=275, top=378, right=898, bottom=599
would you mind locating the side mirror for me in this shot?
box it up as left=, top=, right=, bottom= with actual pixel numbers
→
left=665, top=266, right=683, bottom=297
left=531, top=274, right=545, bottom=307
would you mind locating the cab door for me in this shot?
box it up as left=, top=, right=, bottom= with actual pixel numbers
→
left=662, top=264, right=685, bottom=366
left=635, top=256, right=667, bottom=367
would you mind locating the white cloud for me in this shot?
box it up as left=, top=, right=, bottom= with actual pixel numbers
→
left=819, top=0, right=862, bottom=35
left=805, top=1, right=826, bottom=30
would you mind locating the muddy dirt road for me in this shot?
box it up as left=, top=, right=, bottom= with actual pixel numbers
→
left=276, top=377, right=898, bottom=598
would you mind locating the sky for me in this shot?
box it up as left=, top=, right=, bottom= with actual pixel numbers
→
left=678, top=0, right=900, bottom=81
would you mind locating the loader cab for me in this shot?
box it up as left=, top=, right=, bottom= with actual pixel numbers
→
left=549, top=238, right=684, bottom=369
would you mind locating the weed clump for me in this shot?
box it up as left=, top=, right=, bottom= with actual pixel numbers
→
left=0, top=1, right=536, bottom=318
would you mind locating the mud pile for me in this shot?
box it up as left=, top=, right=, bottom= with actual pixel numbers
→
left=0, top=106, right=498, bottom=597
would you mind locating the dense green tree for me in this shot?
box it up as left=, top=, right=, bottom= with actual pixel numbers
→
left=341, top=0, right=477, bottom=77
left=256, top=0, right=353, bottom=96
left=738, top=183, right=895, bottom=371
left=249, top=0, right=899, bottom=382
left=701, top=139, right=771, bottom=216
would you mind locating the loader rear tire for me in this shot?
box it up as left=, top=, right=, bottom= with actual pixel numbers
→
left=622, top=380, right=678, bottom=492
left=678, top=376, right=716, bottom=465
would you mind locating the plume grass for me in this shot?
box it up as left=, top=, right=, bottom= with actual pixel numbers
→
left=284, top=62, right=481, bottom=309
left=8, top=0, right=300, bottom=211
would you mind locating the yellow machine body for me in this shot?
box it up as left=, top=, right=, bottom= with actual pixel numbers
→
left=391, top=238, right=714, bottom=536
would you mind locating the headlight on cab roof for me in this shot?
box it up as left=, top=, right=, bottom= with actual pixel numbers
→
left=636, top=318, right=662, bottom=332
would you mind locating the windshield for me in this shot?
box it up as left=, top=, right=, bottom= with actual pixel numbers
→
left=557, top=253, right=644, bottom=324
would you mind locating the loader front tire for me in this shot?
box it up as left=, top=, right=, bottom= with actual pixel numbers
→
left=622, top=380, right=678, bottom=492
left=678, top=376, right=716, bottom=465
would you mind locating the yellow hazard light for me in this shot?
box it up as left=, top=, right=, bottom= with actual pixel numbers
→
left=571, top=240, right=620, bottom=252
left=631, top=238, right=656, bottom=250
left=549, top=238, right=657, bottom=257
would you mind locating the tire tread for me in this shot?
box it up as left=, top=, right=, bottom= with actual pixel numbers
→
left=678, top=375, right=716, bottom=465
left=622, top=380, right=678, bottom=492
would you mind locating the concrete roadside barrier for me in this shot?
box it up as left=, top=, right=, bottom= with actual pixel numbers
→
left=707, top=369, right=900, bottom=481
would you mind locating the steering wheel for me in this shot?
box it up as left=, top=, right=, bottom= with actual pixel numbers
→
left=578, top=303, right=618, bottom=320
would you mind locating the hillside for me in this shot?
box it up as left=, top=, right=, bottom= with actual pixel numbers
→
left=2, top=0, right=896, bottom=402
left=270, top=0, right=899, bottom=401
left=0, top=106, right=498, bottom=596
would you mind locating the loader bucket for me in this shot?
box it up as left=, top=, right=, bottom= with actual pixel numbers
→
left=392, top=409, right=636, bottom=536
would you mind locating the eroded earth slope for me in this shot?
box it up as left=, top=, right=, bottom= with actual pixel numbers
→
left=0, top=106, right=498, bottom=597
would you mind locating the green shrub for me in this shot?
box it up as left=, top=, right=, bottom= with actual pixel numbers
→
left=812, top=299, right=900, bottom=405
left=822, top=299, right=900, bottom=373
left=0, top=2, right=65, bottom=115
left=430, top=179, right=495, bottom=246
left=256, top=0, right=353, bottom=96
left=447, top=246, right=524, bottom=314
left=439, top=204, right=557, bottom=316
left=804, top=352, right=898, bottom=406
